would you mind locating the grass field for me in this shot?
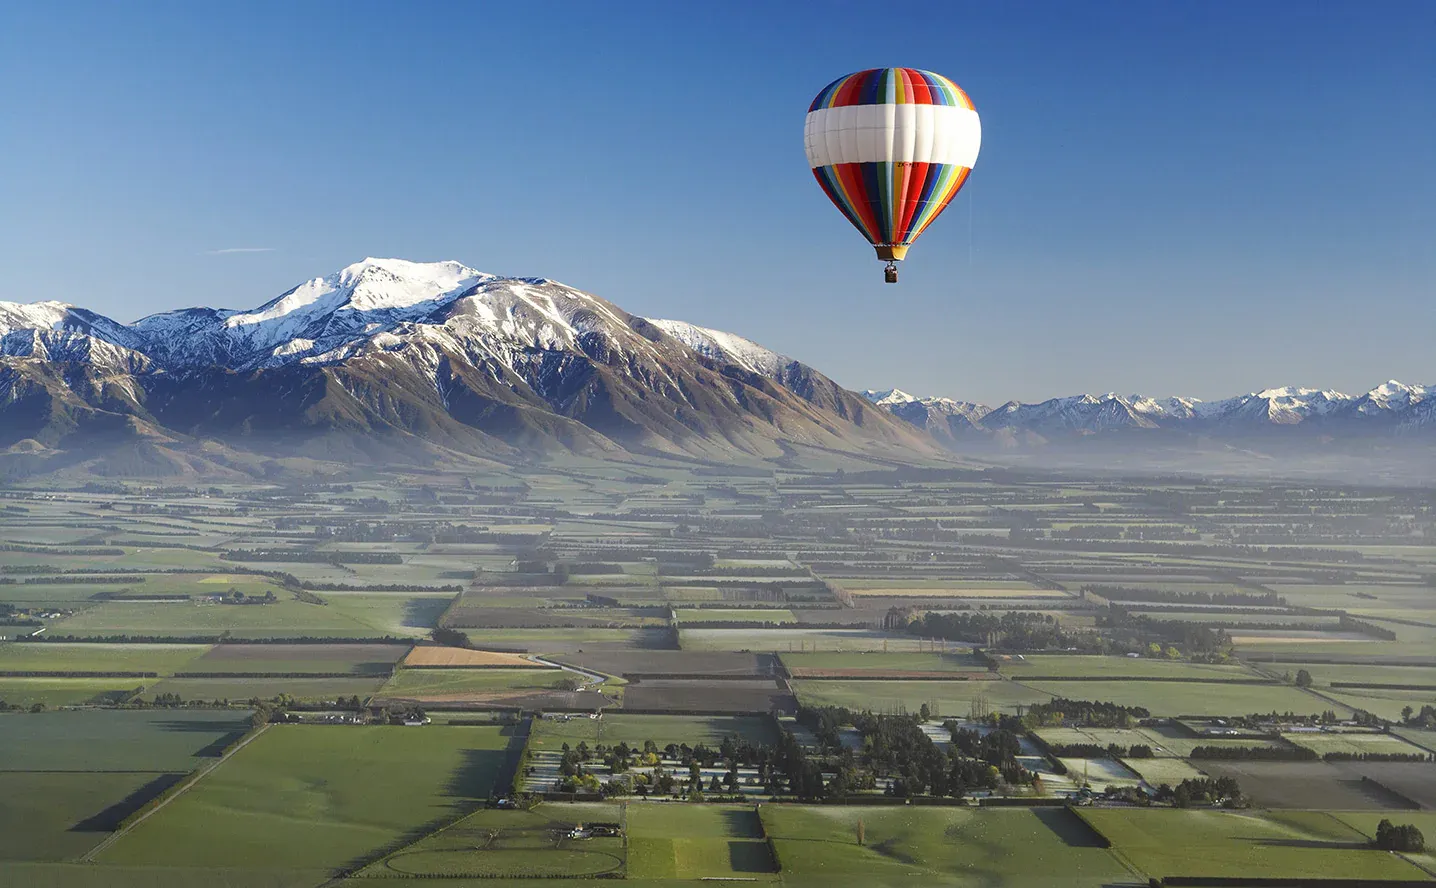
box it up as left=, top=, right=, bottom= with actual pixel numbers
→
left=0, top=709, right=250, bottom=771
left=792, top=678, right=1053, bottom=716
left=1121, top=756, right=1209, bottom=786
left=780, top=651, right=983, bottom=673
left=48, top=599, right=386, bottom=637
left=529, top=714, right=779, bottom=748
left=371, top=803, right=625, bottom=878
left=1058, top=757, right=1141, bottom=788
left=1078, top=808, right=1429, bottom=881
left=0, top=676, right=148, bottom=706
left=0, top=861, right=327, bottom=888
left=100, top=725, right=518, bottom=870
left=0, top=772, right=174, bottom=861
left=760, top=806, right=1130, bottom=887
left=1280, top=730, right=1428, bottom=757
left=402, top=647, right=545, bottom=668
left=997, top=654, right=1261, bottom=681
left=681, top=628, right=931, bottom=653
left=672, top=608, right=795, bottom=624
left=0, top=642, right=211, bottom=675
left=147, top=675, right=388, bottom=703
left=1017, top=679, right=1337, bottom=717
left=189, top=642, right=410, bottom=675
left=626, top=804, right=776, bottom=880
left=378, top=668, right=569, bottom=698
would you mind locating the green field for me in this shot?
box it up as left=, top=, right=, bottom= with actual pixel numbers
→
left=760, top=806, right=1130, bottom=887
left=48, top=598, right=388, bottom=637
left=100, top=725, right=517, bottom=871
left=1280, top=730, right=1428, bottom=757
left=187, top=642, right=410, bottom=675
left=681, top=628, right=934, bottom=653
left=626, top=804, right=776, bottom=880
left=378, top=668, right=568, bottom=698
left=370, top=803, right=625, bottom=878
left=1018, top=679, right=1337, bottom=717
left=673, top=608, right=795, bottom=624
left=0, top=772, right=173, bottom=861
left=1078, top=808, right=1429, bottom=881
left=1120, top=756, right=1209, bottom=786
left=0, top=642, right=211, bottom=675
left=0, top=676, right=149, bottom=706
left=147, top=675, right=388, bottom=703
left=0, top=709, right=251, bottom=771
left=997, top=654, right=1261, bottom=680
left=792, top=678, right=1053, bottom=716
left=529, top=714, right=779, bottom=748
left=781, top=651, right=983, bottom=672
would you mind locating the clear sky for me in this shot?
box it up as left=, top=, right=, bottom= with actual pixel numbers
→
left=1, top=1, right=1431, bottom=403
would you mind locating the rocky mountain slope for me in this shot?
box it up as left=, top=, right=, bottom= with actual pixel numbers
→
left=0, top=259, right=932, bottom=475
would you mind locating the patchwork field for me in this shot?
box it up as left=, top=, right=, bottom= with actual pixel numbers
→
left=147, top=675, right=389, bottom=703
left=996, top=654, right=1261, bottom=681
left=1281, top=730, right=1428, bottom=757
left=794, top=678, right=1053, bottom=716
left=1198, top=760, right=1419, bottom=810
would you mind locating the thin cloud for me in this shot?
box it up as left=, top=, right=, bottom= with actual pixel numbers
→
left=205, top=247, right=276, bottom=255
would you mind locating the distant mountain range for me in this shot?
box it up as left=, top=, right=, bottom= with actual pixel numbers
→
left=861, top=381, right=1435, bottom=446
left=0, top=258, right=929, bottom=476
left=0, top=257, right=1427, bottom=479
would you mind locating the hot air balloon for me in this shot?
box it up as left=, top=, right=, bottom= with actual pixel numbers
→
left=804, top=68, right=981, bottom=283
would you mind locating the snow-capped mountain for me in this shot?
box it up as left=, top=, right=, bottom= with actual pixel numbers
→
left=864, top=382, right=1436, bottom=439
left=0, top=259, right=930, bottom=472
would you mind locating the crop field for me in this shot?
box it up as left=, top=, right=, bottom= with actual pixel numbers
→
left=0, top=642, right=211, bottom=675
left=793, top=678, right=1053, bottom=716
left=147, top=675, right=388, bottom=703
left=623, top=678, right=793, bottom=712
left=547, top=650, right=780, bottom=678
left=402, top=646, right=547, bottom=668
left=672, top=608, right=796, bottom=623
left=781, top=651, right=984, bottom=674
left=1077, top=808, right=1428, bottom=880
left=430, top=628, right=668, bottom=654
left=1120, top=756, right=1208, bottom=786
left=760, top=806, right=1130, bottom=887
left=1281, top=730, right=1428, bottom=757
left=626, top=804, right=776, bottom=880
left=0, top=772, right=178, bottom=861
left=100, top=725, right=518, bottom=871
left=186, top=642, right=410, bottom=675
left=995, top=654, right=1261, bottom=681
left=1334, top=761, right=1436, bottom=809
left=369, top=803, right=626, bottom=878
left=680, top=628, right=930, bottom=653
left=1058, top=757, right=1141, bottom=788
left=0, top=676, right=148, bottom=706
left=529, top=714, right=779, bottom=748
left=1197, top=760, right=1417, bottom=809
left=1016, top=679, right=1330, bottom=717
left=377, top=668, right=569, bottom=699
left=0, top=709, right=250, bottom=771
left=47, top=599, right=388, bottom=638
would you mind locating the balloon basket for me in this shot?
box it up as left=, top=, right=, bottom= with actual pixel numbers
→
left=884, top=263, right=898, bottom=284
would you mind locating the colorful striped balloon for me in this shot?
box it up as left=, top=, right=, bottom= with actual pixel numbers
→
left=804, top=68, right=981, bottom=273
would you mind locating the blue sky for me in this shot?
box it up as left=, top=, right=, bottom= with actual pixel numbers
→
left=1, top=1, right=1430, bottom=403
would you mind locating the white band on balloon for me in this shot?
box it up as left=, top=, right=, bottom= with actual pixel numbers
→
left=803, top=104, right=981, bottom=169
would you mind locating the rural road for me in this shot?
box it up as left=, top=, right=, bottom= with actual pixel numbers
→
left=80, top=722, right=271, bottom=862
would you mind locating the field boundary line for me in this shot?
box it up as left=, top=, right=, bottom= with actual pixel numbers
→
left=79, top=722, right=270, bottom=862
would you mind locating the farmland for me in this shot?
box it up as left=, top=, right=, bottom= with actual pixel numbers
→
left=2, top=464, right=1435, bottom=882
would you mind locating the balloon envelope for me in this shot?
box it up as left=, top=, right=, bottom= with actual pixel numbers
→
left=804, top=68, right=981, bottom=261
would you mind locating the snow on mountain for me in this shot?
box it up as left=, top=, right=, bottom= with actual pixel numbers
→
left=867, top=383, right=1436, bottom=437
left=648, top=319, right=793, bottom=378
left=0, top=301, right=73, bottom=335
